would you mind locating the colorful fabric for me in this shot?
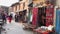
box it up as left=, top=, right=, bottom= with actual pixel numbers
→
left=32, top=7, right=38, bottom=26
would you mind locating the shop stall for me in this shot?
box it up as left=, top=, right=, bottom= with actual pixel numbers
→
left=32, top=0, right=55, bottom=34
left=23, top=1, right=55, bottom=34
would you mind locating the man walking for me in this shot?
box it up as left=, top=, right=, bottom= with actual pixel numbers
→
left=2, top=13, right=6, bottom=24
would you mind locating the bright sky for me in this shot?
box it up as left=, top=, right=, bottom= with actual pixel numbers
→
left=0, top=0, right=19, bottom=7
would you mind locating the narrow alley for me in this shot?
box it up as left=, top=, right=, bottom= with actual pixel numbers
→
left=2, top=20, right=33, bottom=34
left=0, top=0, right=59, bottom=34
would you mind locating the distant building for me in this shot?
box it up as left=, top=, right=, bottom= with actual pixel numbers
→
left=10, top=0, right=29, bottom=16
left=0, top=6, right=9, bottom=14
left=10, top=0, right=31, bottom=22
left=11, top=2, right=20, bottom=12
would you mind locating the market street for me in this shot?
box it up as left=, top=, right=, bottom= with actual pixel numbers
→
left=2, top=20, right=33, bottom=34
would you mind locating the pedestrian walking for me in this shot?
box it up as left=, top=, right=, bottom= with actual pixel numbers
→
left=19, top=12, right=23, bottom=22
left=2, top=13, right=6, bottom=24
left=8, top=14, right=12, bottom=23
left=15, top=14, right=19, bottom=22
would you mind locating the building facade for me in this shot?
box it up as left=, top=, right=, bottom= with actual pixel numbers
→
left=10, top=0, right=29, bottom=14
left=56, top=0, right=60, bottom=7
left=10, top=0, right=30, bottom=22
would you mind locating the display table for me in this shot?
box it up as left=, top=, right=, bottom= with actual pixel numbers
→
left=33, top=28, right=53, bottom=34
left=23, top=23, right=36, bottom=30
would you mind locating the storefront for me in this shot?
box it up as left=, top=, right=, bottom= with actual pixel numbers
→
left=32, top=0, right=55, bottom=34
left=14, top=10, right=27, bottom=22
left=32, top=0, right=54, bottom=27
left=23, top=1, right=55, bottom=34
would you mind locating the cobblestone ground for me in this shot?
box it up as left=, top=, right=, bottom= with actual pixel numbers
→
left=1, top=20, right=33, bottom=34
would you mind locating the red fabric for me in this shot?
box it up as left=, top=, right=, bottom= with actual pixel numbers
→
left=46, top=5, right=54, bottom=26
left=42, top=32, right=49, bottom=34
left=8, top=17, right=12, bottom=23
left=32, top=7, right=38, bottom=26
left=9, top=19, right=11, bottom=23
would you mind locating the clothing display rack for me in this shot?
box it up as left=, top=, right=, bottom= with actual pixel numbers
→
left=32, top=5, right=54, bottom=27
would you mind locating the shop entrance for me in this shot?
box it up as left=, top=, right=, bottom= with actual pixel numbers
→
left=19, top=10, right=27, bottom=22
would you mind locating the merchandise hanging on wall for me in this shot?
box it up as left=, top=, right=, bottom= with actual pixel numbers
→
left=46, top=4, right=54, bottom=26
left=32, top=7, right=38, bottom=26
left=28, top=9, right=32, bottom=24
left=32, top=5, right=54, bottom=27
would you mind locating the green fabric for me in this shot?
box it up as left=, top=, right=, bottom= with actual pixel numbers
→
left=28, top=10, right=32, bottom=22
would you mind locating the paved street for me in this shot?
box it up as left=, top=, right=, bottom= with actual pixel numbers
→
left=2, top=20, right=33, bottom=34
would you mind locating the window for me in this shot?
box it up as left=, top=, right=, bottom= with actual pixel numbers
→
left=16, top=6, right=17, bottom=11
left=19, top=4, right=20, bottom=10
left=23, top=3, right=25, bottom=9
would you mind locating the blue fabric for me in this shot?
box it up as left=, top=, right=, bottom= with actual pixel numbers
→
left=56, top=9, right=60, bottom=34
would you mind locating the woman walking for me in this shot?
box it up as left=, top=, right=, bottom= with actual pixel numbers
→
left=8, top=14, right=12, bottom=23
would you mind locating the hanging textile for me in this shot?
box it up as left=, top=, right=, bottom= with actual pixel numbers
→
left=28, top=9, right=32, bottom=24
left=56, top=9, right=60, bottom=34
left=30, top=15, right=33, bottom=22
left=38, top=7, right=46, bottom=27
left=46, top=5, right=54, bottom=26
left=32, top=7, right=38, bottom=26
